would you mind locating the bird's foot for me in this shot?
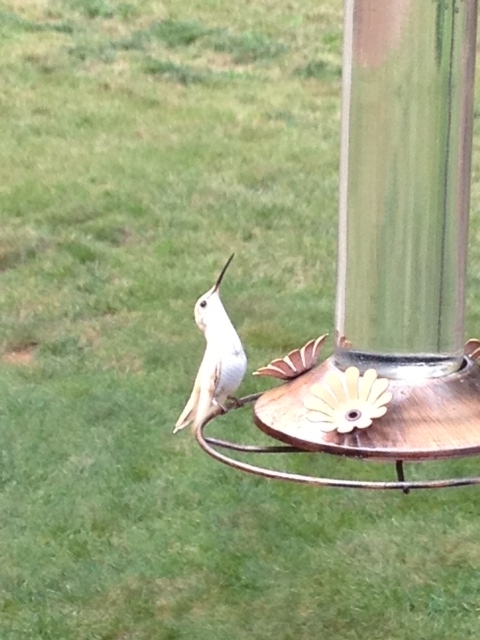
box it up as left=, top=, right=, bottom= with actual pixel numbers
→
left=226, top=395, right=244, bottom=409
left=212, top=399, right=228, bottom=415
left=214, top=393, right=265, bottom=415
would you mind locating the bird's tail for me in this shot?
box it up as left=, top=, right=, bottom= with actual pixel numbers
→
left=174, top=366, right=215, bottom=434
left=173, top=397, right=196, bottom=434
left=173, top=418, right=191, bottom=434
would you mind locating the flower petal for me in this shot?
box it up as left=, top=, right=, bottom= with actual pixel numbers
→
left=304, top=396, right=334, bottom=416
left=252, top=363, right=292, bottom=379
left=465, top=339, right=480, bottom=358
left=317, top=421, right=339, bottom=433
left=300, top=334, right=327, bottom=369
left=344, top=366, right=360, bottom=400
left=367, top=378, right=390, bottom=404
left=306, top=412, right=337, bottom=429
left=310, top=382, right=338, bottom=409
left=354, top=416, right=373, bottom=429
left=368, top=405, right=388, bottom=419
left=325, top=371, right=348, bottom=404
left=306, top=411, right=331, bottom=423
left=336, top=421, right=356, bottom=433
left=358, top=368, right=377, bottom=401
left=306, top=366, right=391, bottom=435
left=371, top=390, right=393, bottom=409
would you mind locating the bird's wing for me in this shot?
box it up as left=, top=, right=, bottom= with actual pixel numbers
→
left=193, top=359, right=221, bottom=430
left=173, top=350, right=220, bottom=434
left=173, top=372, right=201, bottom=433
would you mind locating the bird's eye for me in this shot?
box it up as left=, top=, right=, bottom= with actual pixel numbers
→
left=200, top=300, right=207, bottom=308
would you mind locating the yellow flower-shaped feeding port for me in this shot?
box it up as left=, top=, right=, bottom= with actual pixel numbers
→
left=304, top=366, right=392, bottom=434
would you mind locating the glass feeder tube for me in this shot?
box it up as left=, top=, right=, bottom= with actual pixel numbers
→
left=335, top=0, right=478, bottom=378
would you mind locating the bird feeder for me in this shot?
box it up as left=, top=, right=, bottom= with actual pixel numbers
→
left=195, top=0, right=480, bottom=491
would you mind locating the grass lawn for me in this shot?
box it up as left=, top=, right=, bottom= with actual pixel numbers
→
left=1, top=1, right=480, bottom=638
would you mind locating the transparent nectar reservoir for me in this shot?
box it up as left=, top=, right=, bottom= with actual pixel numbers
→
left=335, top=0, right=478, bottom=378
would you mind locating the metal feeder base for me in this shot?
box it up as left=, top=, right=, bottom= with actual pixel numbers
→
left=195, top=357, right=480, bottom=492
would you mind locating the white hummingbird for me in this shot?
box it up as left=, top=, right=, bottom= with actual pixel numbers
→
left=174, top=254, right=247, bottom=434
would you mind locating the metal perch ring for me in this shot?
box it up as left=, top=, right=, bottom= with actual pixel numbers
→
left=195, top=393, right=480, bottom=493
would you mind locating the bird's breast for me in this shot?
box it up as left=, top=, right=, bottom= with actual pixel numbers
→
left=216, top=348, right=247, bottom=401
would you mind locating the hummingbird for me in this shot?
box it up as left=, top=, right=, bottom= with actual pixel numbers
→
left=174, top=254, right=247, bottom=434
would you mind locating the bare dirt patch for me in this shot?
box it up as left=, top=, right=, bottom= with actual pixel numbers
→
left=2, top=342, right=38, bottom=366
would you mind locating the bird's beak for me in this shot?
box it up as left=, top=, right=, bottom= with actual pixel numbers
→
left=213, top=253, right=235, bottom=292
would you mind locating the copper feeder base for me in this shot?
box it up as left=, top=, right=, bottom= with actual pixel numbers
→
left=195, top=356, right=480, bottom=492
left=253, top=356, right=480, bottom=462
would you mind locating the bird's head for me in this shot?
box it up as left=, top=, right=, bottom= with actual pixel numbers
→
left=194, top=254, right=234, bottom=332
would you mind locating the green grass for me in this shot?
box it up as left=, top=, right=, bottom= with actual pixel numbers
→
left=1, top=1, right=480, bottom=638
